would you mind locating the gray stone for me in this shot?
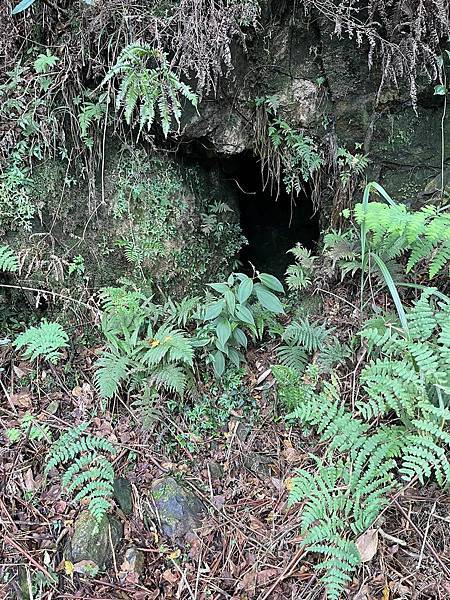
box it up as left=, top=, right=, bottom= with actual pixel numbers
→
left=67, top=510, right=123, bottom=570
left=151, top=476, right=206, bottom=542
left=243, top=452, right=273, bottom=478
left=207, top=461, right=224, bottom=480
left=113, top=477, right=133, bottom=516
left=119, top=545, right=145, bottom=583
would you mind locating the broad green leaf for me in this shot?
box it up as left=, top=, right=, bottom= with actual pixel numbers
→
left=228, top=347, right=241, bottom=368
left=12, top=0, right=36, bottom=14
left=238, top=277, right=253, bottom=304
left=214, top=339, right=228, bottom=355
left=370, top=252, right=408, bottom=332
left=204, top=300, right=224, bottom=321
left=216, top=318, right=231, bottom=347
left=235, top=304, right=255, bottom=326
left=258, top=273, right=285, bottom=293
left=213, top=351, right=225, bottom=377
left=34, top=51, right=58, bottom=74
left=233, top=328, right=248, bottom=349
left=224, top=289, right=236, bottom=316
left=208, top=282, right=230, bottom=295
left=254, top=284, right=285, bottom=314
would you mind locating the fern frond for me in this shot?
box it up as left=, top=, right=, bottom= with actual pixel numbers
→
left=149, top=364, right=187, bottom=396
left=131, top=387, right=161, bottom=431
left=276, top=345, right=308, bottom=373
left=94, top=351, right=131, bottom=399
left=282, top=318, right=329, bottom=352
left=0, top=244, right=19, bottom=272
left=14, top=321, right=68, bottom=363
left=45, top=425, right=116, bottom=522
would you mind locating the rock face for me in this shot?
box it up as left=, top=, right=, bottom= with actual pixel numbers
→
left=181, top=9, right=449, bottom=206
left=151, top=476, right=206, bottom=543
left=7, top=146, right=245, bottom=300
left=67, top=511, right=123, bottom=571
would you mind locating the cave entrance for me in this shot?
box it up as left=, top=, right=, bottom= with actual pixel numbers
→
left=223, top=153, right=320, bottom=278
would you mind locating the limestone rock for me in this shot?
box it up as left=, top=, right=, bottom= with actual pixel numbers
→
left=67, top=510, right=123, bottom=571
left=151, top=476, right=206, bottom=542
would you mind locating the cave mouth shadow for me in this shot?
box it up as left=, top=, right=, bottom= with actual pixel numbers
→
left=222, top=152, right=320, bottom=278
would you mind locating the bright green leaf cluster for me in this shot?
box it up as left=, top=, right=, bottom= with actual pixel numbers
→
left=103, top=42, right=198, bottom=137
left=202, top=272, right=284, bottom=376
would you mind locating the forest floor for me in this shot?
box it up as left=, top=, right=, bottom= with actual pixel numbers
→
left=1, top=293, right=450, bottom=600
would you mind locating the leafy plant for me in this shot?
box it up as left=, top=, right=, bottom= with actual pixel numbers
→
left=254, top=96, right=322, bottom=196
left=0, top=244, right=19, bottom=272
left=45, top=423, right=116, bottom=523
left=352, top=188, right=450, bottom=280
left=77, top=94, right=107, bottom=148
left=269, top=118, right=323, bottom=192
left=131, top=388, right=161, bottom=432
left=275, top=288, right=450, bottom=596
left=276, top=318, right=328, bottom=373
left=94, top=286, right=194, bottom=399
left=7, top=412, right=52, bottom=444
left=200, top=272, right=285, bottom=376
left=285, top=245, right=317, bottom=292
left=14, top=321, right=69, bottom=363
left=103, top=42, right=198, bottom=137
left=33, top=51, right=58, bottom=75
left=277, top=367, right=401, bottom=600
left=337, top=145, right=369, bottom=186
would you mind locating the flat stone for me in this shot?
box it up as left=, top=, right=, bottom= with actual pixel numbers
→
left=67, top=510, right=123, bottom=571
left=151, top=476, right=206, bottom=543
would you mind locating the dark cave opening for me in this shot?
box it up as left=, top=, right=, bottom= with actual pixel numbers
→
left=222, top=153, right=320, bottom=278
left=178, top=142, right=320, bottom=279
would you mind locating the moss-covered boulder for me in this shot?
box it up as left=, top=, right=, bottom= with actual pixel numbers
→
left=4, top=143, right=245, bottom=303
left=66, top=510, right=123, bottom=571
left=150, top=476, right=206, bottom=543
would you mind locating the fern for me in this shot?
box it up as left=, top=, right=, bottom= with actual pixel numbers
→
left=282, top=318, right=329, bottom=353
left=142, top=324, right=194, bottom=367
left=104, top=43, right=198, bottom=137
left=7, top=412, right=52, bottom=444
left=0, top=244, right=19, bottom=272
left=95, top=286, right=195, bottom=400
left=94, top=351, right=131, bottom=400
left=285, top=245, right=316, bottom=290
left=131, top=388, right=161, bottom=431
left=280, top=369, right=401, bottom=600
left=359, top=291, right=450, bottom=419
left=14, top=321, right=68, bottom=363
left=316, top=337, right=352, bottom=373
left=353, top=199, right=450, bottom=279
left=45, top=424, right=116, bottom=523
left=165, top=295, right=202, bottom=327
left=276, top=345, right=308, bottom=373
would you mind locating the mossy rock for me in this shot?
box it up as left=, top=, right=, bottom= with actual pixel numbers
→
left=3, top=142, right=245, bottom=305
left=150, top=476, right=206, bottom=542
left=66, top=510, right=123, bottom=571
